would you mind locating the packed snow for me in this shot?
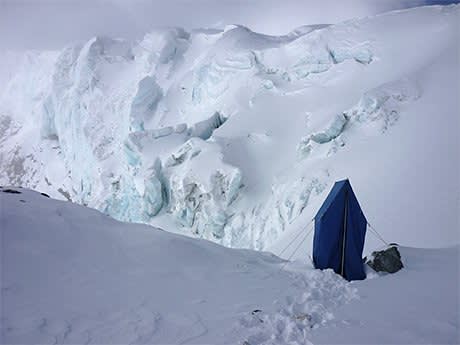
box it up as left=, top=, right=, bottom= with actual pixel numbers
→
left=1, top=188, right=458, bottom=344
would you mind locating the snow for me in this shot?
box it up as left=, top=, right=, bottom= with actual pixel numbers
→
left=0, top=188, right=349, bottom=344
left=1, top=3, right=459, bottom=344
left=164, top=137, right=243, bottom=239
left=130, top=76, right=163, bottom=132
left=1, top=188, right=458, bottom=344
left=0, top=3, right=459, bottom=256
left=309, top=246, right=460, bottom=344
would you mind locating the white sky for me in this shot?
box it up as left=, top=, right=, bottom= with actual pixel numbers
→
left=0, top=0, right=452, bottom=50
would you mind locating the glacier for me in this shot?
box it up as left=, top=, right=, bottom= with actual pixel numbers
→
left=0, top=5, right=459, bottom=252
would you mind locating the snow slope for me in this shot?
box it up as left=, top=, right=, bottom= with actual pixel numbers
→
left=1, top=187, right=458, bottom=344
left=310, top=246, right=460, bottom=344
left=0, top=5, right=459, bottom=253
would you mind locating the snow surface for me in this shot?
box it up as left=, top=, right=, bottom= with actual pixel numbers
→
left=1, top=188, right=458, bottom=344
left=0, top=5, right=459, bottom=253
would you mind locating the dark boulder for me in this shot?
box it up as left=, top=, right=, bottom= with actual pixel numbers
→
left=366, top=245, right=403, bottom=274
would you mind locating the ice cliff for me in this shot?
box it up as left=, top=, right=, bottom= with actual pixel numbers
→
left=0, top=5, right=458, bottom=251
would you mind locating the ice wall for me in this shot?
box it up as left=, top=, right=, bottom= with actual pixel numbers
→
left=0, top=5, right=458, bottom=250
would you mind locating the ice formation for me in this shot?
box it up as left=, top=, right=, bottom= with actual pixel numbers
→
left=0, top=5, right=458, bottom=250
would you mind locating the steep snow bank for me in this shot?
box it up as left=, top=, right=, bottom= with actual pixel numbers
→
left=1, top=188, right=458, bottom=344
left=0, top=188, right=354, bottom=344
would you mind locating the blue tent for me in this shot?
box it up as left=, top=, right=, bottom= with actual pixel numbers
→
left=313, top=179, right=367, bottom=281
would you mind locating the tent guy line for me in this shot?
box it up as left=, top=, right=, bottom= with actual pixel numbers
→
left=277, top=218, right=315, bottom=258
left=367, top=221, right=390, bottom=246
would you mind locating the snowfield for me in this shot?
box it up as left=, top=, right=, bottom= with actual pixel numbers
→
left=0, top=5, right=458, bottom=253
left=1, top=4, right=459, bottom=344
left=1, top=188, right=458, bottom=344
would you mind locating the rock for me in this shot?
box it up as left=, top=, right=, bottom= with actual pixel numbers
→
left=366, top=245, right=403, bottom=273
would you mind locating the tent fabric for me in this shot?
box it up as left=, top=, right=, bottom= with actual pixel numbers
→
left=313, top=179, right=367, bottom=281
